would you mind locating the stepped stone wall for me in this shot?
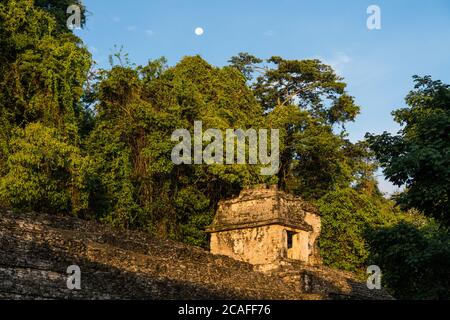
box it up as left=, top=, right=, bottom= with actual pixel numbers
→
left=0, top=210, right=393, bottom=300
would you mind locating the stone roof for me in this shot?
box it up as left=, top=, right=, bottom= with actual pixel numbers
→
left=206, top=185, right=319, bottom=233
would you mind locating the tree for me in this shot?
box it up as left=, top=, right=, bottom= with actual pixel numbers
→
left=229, top=53, right=363, bottom=199
left=229, top=53, right=360, bottom=124
left=368, top=221, right=450, bottom=299
left=317, top=187, right=401, bottom=275
left=86, top=55, right=269, bottom=246
left=0, top=123, right=89, bottom=214
left=367, top=76, right=450, bottom=226
left=0, top=0, right=92, bottom=138
left=0, top=0, right=92, bottom=214
left=35, top=0, right=87, bottom=32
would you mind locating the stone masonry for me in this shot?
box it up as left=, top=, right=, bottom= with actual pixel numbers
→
left=207, top=185, right=321, bottom=271
left=0, top=208, right=393, bottom=299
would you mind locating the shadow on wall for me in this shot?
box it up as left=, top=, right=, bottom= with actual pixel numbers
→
left=0, top=234, right=248, bottom=299
left=0, top=210, right=304, bottom=300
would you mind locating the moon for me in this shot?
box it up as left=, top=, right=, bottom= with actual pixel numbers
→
left=195, top=27, right=204, bottom=36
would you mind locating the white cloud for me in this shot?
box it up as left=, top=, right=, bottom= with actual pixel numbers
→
left=126, top=25, right=137, bottom=32
left=264, top=30, right=275, bottom=37
left=318, top=52, right=351, bottom=75
left=145, top=29, right=155, bottom=36
left=112, top=16, right=120, bottom=23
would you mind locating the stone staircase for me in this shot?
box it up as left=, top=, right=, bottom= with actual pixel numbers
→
left=268, top=260, right=393, bottom=300
left=0, top=210, right=392, bottom=300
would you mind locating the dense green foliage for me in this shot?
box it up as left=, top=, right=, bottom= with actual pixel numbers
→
left=367, top=76, right=450, bottom=227
left=368, top=221, right=450, bottom=299
left=85, top=55, right=267, bottom=245
left=229, top=53, right=365, bottom=199
left=0, top=0, right=448, bottom=299
left=35, top=0, right=86, bottom=32
left=317, top=187, right=400, bottom=275
left=366, top=76, right=450, bottom=299
left=0, top=123, right=89, bottom=214
left=0, top=0, right=91, bottom=213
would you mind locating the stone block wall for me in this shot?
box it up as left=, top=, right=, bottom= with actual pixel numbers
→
left=0, top=210, right=393, bottom=300
left=208, top=186, right=321, bottom=267
left=210, top=225, right=311, bottom=267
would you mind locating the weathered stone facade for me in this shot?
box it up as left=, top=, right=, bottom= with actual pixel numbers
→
left=207, top=186, right=321, bottom=271
left=0, top=209, right=393, bottom=300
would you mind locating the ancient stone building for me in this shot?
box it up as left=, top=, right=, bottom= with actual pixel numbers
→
left=0, top=208, right=393, bottom=299
left=207, top=185, right=321, bottom=271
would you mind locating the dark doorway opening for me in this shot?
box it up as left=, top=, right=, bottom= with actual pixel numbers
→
left=287, top=231, right=296, bottom=249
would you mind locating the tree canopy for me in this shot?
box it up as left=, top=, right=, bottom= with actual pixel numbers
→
left=367, top=76, right=450, bottom=227
left=0, top=0, right=448, bottom=300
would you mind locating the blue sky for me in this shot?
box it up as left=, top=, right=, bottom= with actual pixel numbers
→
left=76, top=0, right=450, bottom=194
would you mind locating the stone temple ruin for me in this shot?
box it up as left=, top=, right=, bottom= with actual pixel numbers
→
left=207, top=185, right=321, bottom=271
left=1, top=189, right=393, bottom=299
